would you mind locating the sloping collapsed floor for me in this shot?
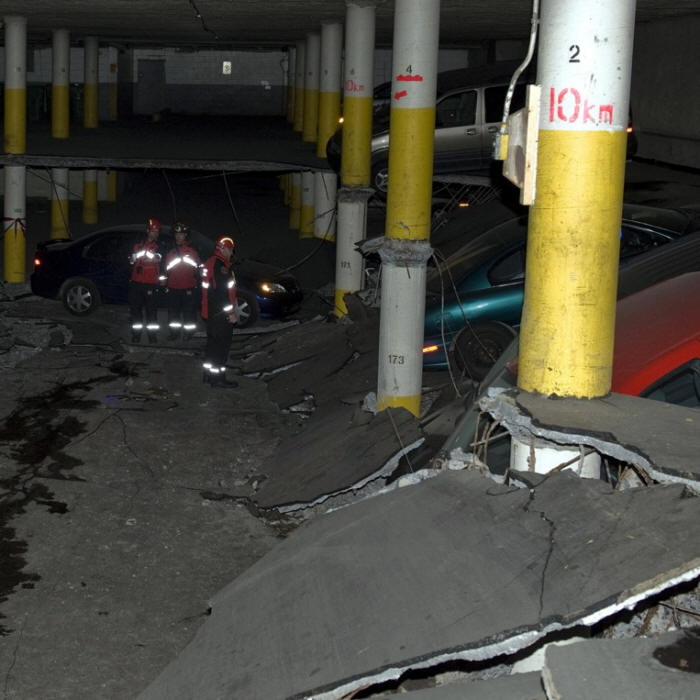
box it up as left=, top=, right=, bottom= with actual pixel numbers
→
left=1, top=287, right=699, bottom=698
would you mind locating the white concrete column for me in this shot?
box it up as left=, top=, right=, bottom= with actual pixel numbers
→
left=105, top=46, right=118, bottom=122
left=313, top=171, right=338, bottom=241
left=51, top=29, right=70, bottom=138
left=317, top=22, right=343, bottom=158
left=4, top=15, right=27, bottom=154
left=50, top=168, right=70, bottom=238
left=289, top=171, right=302, bottom=229
left=3, top=166, right=27, bottom=282
left=334, top=188, right=372, bottom=314
left=300, top=170, right=315, bottom=238
left=83, top=36, right=99, bottom=128
left=377, top=0, right=440, bottom=417
left=83, top=169, right=98, bottom=223
left=293, top=40, right=306, bottom=132
left=341, top=1, right=376, bottom=186
left=286, top=46, right=296, bottom=123
left=302, top=32, right=321, bottom=143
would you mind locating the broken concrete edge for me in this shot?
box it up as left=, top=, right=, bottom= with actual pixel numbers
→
left=358, top=236, right=433, bottom=265
left=275, top=437, right=426, bottom=513
left=479, top=388, right=700, bottom=493
left=301, top=564, right=700, bottom=700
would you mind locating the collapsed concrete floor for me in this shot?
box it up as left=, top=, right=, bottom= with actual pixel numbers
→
left=2, top=287, right=699, bottom=700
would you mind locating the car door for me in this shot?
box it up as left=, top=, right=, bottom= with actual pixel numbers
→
left=80, top=231, right=137, bottom=304
left=433, top=88, right=482, bottom=172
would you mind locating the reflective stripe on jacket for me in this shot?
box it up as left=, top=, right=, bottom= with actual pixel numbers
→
left=201, top=255, right=237, bottom=320
left=165, top=244, right=201, bottom=289
left=130, top=240, right=162, bottom=285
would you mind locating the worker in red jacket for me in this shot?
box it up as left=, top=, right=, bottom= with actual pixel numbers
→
left=164, top=221, right=201, bottom=341
left=129, top=217, right=164, bottom=344
left=201, top=235, right=238, bottom=387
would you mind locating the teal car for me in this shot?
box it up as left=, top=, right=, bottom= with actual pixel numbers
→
left=422, top=203, right=700, bottom=377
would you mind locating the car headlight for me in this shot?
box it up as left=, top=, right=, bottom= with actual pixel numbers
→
left=259, top=281, right=286, bottom=294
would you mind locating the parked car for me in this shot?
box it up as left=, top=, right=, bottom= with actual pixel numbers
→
left=328, top=63, right=531, bottom=198
left=30, top=225, right=304, bottom=328
left=436, top=271, right=700, bottom=476
left=422, top=203, right=700, bottom=377
left=329, top=62, right=637, bottom=199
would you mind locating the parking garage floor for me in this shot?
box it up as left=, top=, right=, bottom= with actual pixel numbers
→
left=1, top=118, right=700, bottom=697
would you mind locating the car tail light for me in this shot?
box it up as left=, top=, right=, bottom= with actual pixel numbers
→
left=423, top=344, right=439, bottom=354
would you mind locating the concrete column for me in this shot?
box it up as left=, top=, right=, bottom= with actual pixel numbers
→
left=317, top=22, right=343, bottom=158
left=286, top=46, right=296, bottom=124
left=341, top=2, right=376, bottom=186
left=302, top=32, right=321, bottom=143
left=289, top=172, right=302, bottom=229
left=50, top=168, right=70, bottom=238
left=82, top=170, right=98, bottom=223
left=83, top=36, right=99, bottom=128
left=106, top=170, right=118, bottom=202
left=293, top=40, right=306, bottom=132
left=518, top=0, right=636, bottom=402
left=300, top=171, right=315, bottom=238
left=314, top=171, right=338, bottom=241
left=377, top=0, right=440, bottom=417
left=3, top=166, right=26, bottom=282
left=106, top=48, right=118, bottom=122
left=334, top=188, right=372, bottom=314
left=51, top=29, right=70, bottom=139
left=333, top=1, right=376, bottom=318
left=4, top=16, right=27, bottom=154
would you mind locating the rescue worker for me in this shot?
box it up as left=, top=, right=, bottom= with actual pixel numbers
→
left=201, top=235, right=238, bottom=387
left=129, top=217, right=164, bottom=343
left=164, top=221, right=201, bottom=341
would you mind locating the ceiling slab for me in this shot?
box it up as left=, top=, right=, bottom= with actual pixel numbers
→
left=2, top=1, right=700, bottom=48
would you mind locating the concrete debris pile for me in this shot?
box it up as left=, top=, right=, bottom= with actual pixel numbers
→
left=138, top=469, right=700, bottom=699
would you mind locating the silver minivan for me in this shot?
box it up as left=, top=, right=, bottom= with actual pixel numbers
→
left=325, top=63, right=528, bottom=198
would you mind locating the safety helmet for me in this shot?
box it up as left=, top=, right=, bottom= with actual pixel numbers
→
left=146, top=217, right=162, bottom=233
left=215, top=235, right=235, bottom=252
left=173, top=221, right=190, bottom=236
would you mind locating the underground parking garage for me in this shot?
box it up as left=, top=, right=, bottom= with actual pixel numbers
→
left=2, top=2, right=700, bottom=698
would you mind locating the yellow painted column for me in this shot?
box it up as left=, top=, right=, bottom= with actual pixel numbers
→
left=106, top=170, right=118, bottom=202
left=3, top=166, right=27, bottom=282
left=334, top=1, right=376, bottom=318
left=302, top=32, right=320, bottom=143
left=50, top=168, right=70, bottom=238
left=4, top=15, right=27, bottom=155
left=82, top=170, right=98, bottom=224
left=83, top=36, right=99, bottom=129
left=3, top=16, right=27, bottom=281
left=51, top=29, right=70, bottom=139
left=106, top=47, right=118, bottom=122
left=376, top=0, right=440, bottom=417
left=300, top=171, right=315, bottom=238
left=317, top=22, right=343, bottom=158
left=518, top=0, right=636, bottom=399
left=289, top=172, right=302, bottom=229
left=286, top=46, right=296, bottom=124
left=293, top=40, right=306, bottom=133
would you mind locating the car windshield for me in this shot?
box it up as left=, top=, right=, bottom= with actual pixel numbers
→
left=426, top=218, right=527, bottom=293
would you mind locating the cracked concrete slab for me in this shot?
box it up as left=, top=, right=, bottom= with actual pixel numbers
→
left=374, top=672, right=546, bottom=698
left=542, top=628, right=700, bottom=699
left=137, top=469, right=700, bottom=700
left=480, top=389, right=700, bottom=488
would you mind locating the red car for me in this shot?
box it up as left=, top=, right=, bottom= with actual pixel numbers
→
left=612, top=272, right=700, bottom=405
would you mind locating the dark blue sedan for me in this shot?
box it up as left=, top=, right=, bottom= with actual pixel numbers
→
left=30, top=225, right=303, bottom=328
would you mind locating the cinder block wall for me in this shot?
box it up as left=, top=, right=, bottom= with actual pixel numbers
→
left=631, top=15, right=700, bottom=168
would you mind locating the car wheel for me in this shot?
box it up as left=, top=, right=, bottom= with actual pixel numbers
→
left=452, top=322, right=516, bottom=382
left=60, top=278, right=101, bottom=316
left=371, top=160, right=389, bottom=201
left=236, top=289, right=260, bottom=328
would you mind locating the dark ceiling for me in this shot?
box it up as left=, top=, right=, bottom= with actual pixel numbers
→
left=2, top=0, right=700, bottom=49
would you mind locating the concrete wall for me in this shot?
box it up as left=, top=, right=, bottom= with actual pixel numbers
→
left=631, top=15, right=700, bottom=168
